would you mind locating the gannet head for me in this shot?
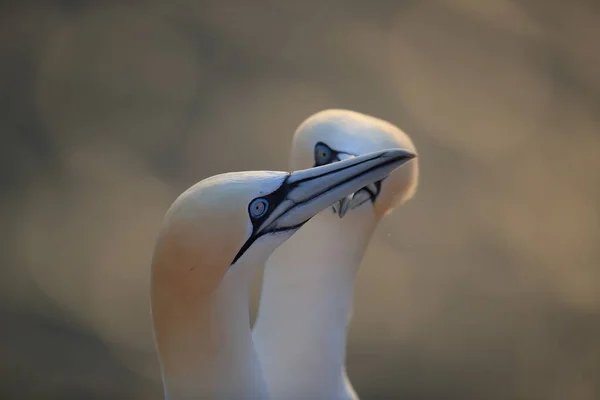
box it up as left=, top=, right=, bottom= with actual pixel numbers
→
left=291, top=109, right=419, bottom=220
left=151, top=148, right=415, bottom=308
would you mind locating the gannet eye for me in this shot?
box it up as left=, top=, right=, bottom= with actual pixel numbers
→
left=249, top=198, right=269, bottom=219
left=314, top=143, right=334, bottom=166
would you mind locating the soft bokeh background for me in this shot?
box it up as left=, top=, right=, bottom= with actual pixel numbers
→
left=2, top=1, right=599, bottom=399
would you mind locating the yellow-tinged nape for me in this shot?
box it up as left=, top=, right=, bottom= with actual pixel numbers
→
left=291, top=109, right=419, bottom=219
left=150, top=171, right=284, bottom=380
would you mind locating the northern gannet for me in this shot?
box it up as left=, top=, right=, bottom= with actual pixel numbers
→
left=150, top=148, right=415, bottom=399
left=253, top=109, right=419, bottom=399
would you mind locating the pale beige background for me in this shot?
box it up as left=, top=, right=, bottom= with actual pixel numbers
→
left=2, top=1, right=599, bottom=399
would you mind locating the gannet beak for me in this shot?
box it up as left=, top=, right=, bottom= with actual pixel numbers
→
left=257, top=148, right=416, bottom=234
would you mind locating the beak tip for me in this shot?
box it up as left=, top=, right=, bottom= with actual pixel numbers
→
left=383, top=149, right=417, bottom=164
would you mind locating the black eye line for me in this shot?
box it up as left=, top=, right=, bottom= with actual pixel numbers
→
left=231, top=175, right=293, bottom=265
left=234, top=161, right=350, bottom=265
left=247, top=176, right=291, bottom=229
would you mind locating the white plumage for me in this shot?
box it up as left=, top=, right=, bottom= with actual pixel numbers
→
left=254, top=109, right=419, bottom=399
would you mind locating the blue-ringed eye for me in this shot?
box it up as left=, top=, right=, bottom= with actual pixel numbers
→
left=314, top=143, right=333, bottom=166
left=249, top=198, right=269, bottom=218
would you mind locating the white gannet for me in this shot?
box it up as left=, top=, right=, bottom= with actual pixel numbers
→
left=150, top=147, right=415, bottom=399
left=253, top=109, right=419, bottom=399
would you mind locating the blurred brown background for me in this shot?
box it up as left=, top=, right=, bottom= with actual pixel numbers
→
left=2, top=0, right=599, bottom=399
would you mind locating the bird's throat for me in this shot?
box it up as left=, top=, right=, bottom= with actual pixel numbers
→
left=152, top=253, right=268, bottom=399
left=253, top=207, right=375, bottom=398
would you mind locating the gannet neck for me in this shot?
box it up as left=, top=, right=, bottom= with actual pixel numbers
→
left=253, top=205, right=376, bottom=399
left=205, top=250, right=271, bottom=399
left=151, top=229, right=270, bottom=400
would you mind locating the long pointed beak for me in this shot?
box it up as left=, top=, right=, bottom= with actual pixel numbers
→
left=257, top=148, right=416, bottom=234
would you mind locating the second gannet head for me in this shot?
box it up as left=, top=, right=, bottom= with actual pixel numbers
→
left=291, top=109, right=419, bottom=220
